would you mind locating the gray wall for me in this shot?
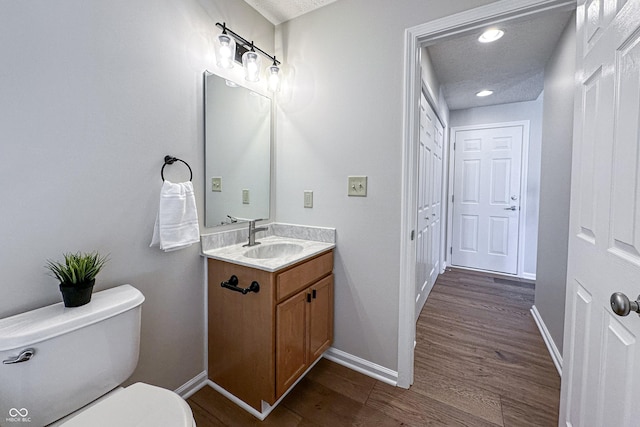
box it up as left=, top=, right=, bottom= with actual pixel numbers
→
left=275, top=0, right=496, bottom=371
left=450, top=97, right=544, bottom=278
left=535, top=13, right=576, bottom=356
left=0, top=0, right=274, bottom=391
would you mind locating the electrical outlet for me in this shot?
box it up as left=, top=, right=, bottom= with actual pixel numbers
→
left=304, top=190, right=313, bottom=208
left=242, top=189, right=250, bottom=204
left=348, top=176, right=368, bottom=197
left=211, top=177, right=222, bottom=192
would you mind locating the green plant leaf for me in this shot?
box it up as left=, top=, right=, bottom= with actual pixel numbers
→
left=45, top=251, right=109, bottom=286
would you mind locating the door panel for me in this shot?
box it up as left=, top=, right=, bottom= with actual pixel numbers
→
left=308, top=275, right=333, bottom=361
left=276, top=291, right=307, bottom=397
left=415, top=92, right=442, bottom=319
left=451, top=125, right=523, bottom=274
left=560, top=1, right=640, bottom=425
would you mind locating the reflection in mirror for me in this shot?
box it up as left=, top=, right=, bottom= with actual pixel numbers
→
left=204, top=72, right=271, bottom=227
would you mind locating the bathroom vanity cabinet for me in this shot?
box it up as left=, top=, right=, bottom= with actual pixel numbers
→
left=207, top=250, right=334, bottom=410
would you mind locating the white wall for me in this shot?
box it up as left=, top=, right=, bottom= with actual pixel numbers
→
left=275, top=0, right=496, bottom=371
left=535, top=13, right=576, bottom=356
left=421, top=47, right=451, bottom=126
left=449, top=97, right=543, bottom=278
left=0, top=0, right=274, bottom=391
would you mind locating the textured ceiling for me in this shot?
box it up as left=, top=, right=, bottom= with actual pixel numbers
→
left=427, top=10, right=574, bottom=110
left=243, top=0, right=339, bottom=25
left=243, top=2, right=573, bottom=111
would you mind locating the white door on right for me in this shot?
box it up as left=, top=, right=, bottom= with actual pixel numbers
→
left=451, top=124, right=524, bottom=275
left=560, top=1, right=640, bottom=425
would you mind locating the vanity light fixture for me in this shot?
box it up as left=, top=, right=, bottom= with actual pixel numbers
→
left=214, top=23, right=236, bottom=69
left=478, top=28, right=504, bottom=43
left=242, top=43, right=262, bottom=82
left=214, top=22, right=282, bottom=91
left=267, top=58, right=281, bottom=92
left=476, top=90, right=494, bottom=97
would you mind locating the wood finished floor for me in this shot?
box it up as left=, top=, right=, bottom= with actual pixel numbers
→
left=188, top=268, right=560, bottom=426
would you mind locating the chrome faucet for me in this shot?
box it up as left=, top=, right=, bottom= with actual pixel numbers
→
left=243, top=219, right=268, bottom=247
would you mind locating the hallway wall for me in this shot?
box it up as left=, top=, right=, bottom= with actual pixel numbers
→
left=535, top=12, right=576, bottom=357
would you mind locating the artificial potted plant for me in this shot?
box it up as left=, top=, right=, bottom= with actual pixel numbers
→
left=45, top=251, right=109, bottom=307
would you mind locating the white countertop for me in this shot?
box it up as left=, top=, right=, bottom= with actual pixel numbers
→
left=202, top=235, right=335, bottom=272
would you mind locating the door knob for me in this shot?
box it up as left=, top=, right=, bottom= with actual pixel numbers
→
left=610, top=292, right=640, bottom=317
left=504, top=206, right=517, bottom=211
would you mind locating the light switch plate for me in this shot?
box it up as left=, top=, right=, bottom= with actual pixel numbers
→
left=348, top=176, right=368, bottom=197
left=304, top=190, right=313, bottom=208
left=242, top=189, right=250, bottom=204
left=211, top=177, right=222, bottom=192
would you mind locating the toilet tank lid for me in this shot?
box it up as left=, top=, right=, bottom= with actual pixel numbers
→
left=0, top=285, right=145, bottom=352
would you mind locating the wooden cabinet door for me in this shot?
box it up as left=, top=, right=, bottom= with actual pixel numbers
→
left=308, top=274, right=333, bottom=362
left=275, top=289, right=308, bottom=398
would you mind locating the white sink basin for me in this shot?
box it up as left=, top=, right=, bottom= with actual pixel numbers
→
left=243, top=242, right=304, bottom=259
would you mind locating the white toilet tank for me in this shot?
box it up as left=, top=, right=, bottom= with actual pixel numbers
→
left=0, top=285, right=145, bottom=426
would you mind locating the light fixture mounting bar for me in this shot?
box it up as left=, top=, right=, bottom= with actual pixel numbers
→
left=215, top=22, right=281, bottom=66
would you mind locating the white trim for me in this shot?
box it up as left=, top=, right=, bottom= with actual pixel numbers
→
left=399, top=0, right=576, bottom=388
left=522, top=272, right=537, bottom=281
left=206, top=356, right=323, bottom=420
left=323, top=347, right=398, bottom=386
left=447, top=121, right=531, bottom=278
left=531, top=305, right=563, bottom=376
left=398, top=19, right=420, bottom=390
left=175, top=370, right=208, bottom=399
left=203, top=257, right=209, bottom=378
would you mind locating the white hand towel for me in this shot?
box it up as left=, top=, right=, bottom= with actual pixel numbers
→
left=150, top=180, right=200, bottom=252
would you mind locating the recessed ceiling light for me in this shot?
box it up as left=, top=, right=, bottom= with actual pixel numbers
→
left=478, top=29, right=504, bottom=43
left=476, top=90, right=494, bottom=97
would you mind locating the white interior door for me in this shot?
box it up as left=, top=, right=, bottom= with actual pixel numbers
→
left=560, top=1, right=640, bottom=425
left=450, top=124, right=524, bottom=275
left=415, top=92, right=442, bottom=319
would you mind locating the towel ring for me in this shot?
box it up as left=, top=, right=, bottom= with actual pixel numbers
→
left=161, top=155, right=192, bottom=182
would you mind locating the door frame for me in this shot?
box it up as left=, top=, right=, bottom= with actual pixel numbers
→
left=397, top=0, right=576, bottom=388
left=446, top=121, right=531, bottom=277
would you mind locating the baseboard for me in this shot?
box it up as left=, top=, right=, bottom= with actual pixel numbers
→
left=207, top=356, right=323, bottom=420
left=323, top=347, right=398, bottom=386
left=522, top=272, right=536, bottom=281
left=530, top=305, right=562, bottom=376
left=175, top=370, right=208, bottom=399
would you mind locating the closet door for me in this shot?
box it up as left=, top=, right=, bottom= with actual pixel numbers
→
left=416, top=92, right=439, bottom=319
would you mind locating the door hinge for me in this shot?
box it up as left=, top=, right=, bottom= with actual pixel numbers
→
left=450, top=247, right=453, bottom=255
left=411, top=230, right=415, bottom=241
left=451, top=195, right=454, bottom=203
left=453, top=142, right=456, bottom=150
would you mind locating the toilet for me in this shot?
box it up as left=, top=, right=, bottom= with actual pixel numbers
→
left=0, top=285, right=195, bottom=426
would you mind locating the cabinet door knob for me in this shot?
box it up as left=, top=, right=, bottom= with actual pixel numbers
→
left=312, top=289, right=317, bottom=299
left=307, top=293, right=312, bottom=303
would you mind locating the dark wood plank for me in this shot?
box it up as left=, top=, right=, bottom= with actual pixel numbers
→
left=409, top=366, right=504, bottom=425
left=500, top=396, right=559, bottom=427
left=366, top=381, right=501, bottom=427
left=282, top=377, right=404, bottom=427
left=303, top=358, right=376, bottom=405
left=188, top=385, right=303, bottom=426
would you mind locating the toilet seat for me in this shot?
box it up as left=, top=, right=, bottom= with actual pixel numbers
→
left=59, top=382, right=195, bottom=427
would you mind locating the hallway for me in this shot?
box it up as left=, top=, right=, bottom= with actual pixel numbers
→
left=188, top=268, right=560, bottom=425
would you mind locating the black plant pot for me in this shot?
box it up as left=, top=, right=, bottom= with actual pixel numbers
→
left=59, top=279, right=95, bottom=307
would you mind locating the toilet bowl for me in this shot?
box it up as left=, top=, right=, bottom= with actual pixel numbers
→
left=0, top=285, right=195, bottom=427
left=58, top=383, right=195, bottom=426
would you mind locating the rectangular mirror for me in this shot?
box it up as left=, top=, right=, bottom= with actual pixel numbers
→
left=204, top=72, right=272, bottom=227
